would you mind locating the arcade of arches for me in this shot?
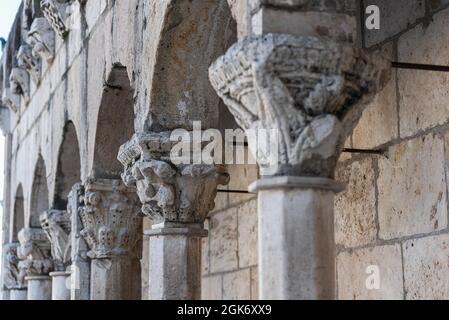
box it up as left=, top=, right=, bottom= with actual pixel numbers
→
left=1, top=0, right=449, bottom=300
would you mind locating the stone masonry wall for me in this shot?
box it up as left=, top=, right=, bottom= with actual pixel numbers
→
left=201, top=153, right=259, bottom=300
left=336, top=0, right=449, bottom=300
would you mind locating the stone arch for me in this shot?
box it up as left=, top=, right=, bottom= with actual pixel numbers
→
left=11, top=184, right=25, bottom=242
left=92, top=65, right=134, bottom=179
left=30, top=154, right=49, bottom=227
left=53, top=121, right=81, bottom=209
left=143, top=0, right=237, bottom=132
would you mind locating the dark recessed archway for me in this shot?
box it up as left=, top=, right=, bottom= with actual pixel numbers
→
left=30, top=154, right=49, bottom=227
left=53, top=121, right=81, bottom=210
left=92, top=65, right=134, bottom=179
left=12, top=184, right=25, bottom=242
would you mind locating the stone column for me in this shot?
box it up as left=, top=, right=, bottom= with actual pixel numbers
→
left=67, top=183, right=90, bottom=300
left=79, top=178, right=143, bottom=300
left=118, top=133, right=229, bottom=300
left=2, top=243, right=28, bottom=300
left=17, top=228, right=53, bottom=300
left=209, top=1, right=389, bottom=299
left=40, top=209, right=71, bottom=300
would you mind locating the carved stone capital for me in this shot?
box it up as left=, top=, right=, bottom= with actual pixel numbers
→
left=209, top=33, right=390, bottom=178
left=40, top=0, right=72, bottom=38
left=118, top=132, right=230, bottom=226
left=2, top=243, right=26, bottom=290
left=1, top=88, right=21, bottom=113
left=79, top=178, right=143, bottom=259
left=40, top=210, right=71, bottom=271
left=17, top=44, right=41, bottom=84
left=9, top=68, right=30, bottom=100
left=17, top=228, right=53, bottom=277
left=27, top=17, right=55, bottom=63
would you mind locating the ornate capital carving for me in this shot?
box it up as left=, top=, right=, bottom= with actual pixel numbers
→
left=17, top=228, right=53, bottom=277
left=17, top=44, right=41, bottom=84
left=40, top=210, right=71, bottom=271
left=209, top=34, right=389, bottom=178
left=79, top=178, right=143, bottom=259
left=118, top=133, right=230, bottom=226
left=9, top=67, right=30, bottom=100
left=2, top=243, right=26, bottom=290
left=1, top=88, right=21, bottom=113
left=41, top=0, right=72, bottom=38
left=27, top=17, right=56, bottom=63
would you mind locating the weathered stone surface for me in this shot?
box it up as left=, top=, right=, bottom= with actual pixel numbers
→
left=228, top=163, right=258, bottom=206
left=378, top=134, right=447, bottom=239
left=2, top=243, right=26, bottom=290
left=210, top=209, right=239, bottom=274
left=40, top=209, right=71, bottom=271
left=363, top=0, right=425, bottom=47
left=336, top=245, right=404, bottom=300
left=398, top=9, right=449, bottom=137
left=237, top=200, right=258, bottom=268
left=250, top=267, right=259, bottom=300
left=335, top=158, right=377, bottom=248
left=210, top=33, right=389, bottom=177
left=428, top=0, right=449, bottom=12
left=353, top=43, right=398, bottom=149
left=403, top=234, right=449, bottom=300
left=201, top=220, right=210, bottom=276
left=201, top=275, right=223, bottom=300
left=118, top=132, right=230, bottom=226
left=223, top=269, right=251, bottom=300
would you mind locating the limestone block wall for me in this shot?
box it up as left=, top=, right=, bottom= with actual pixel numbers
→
left=335, top=0, right=449, bottom=300
left=201, top=155, right=259, bottom=300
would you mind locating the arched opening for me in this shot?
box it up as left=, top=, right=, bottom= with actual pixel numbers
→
left=54, top=121, right=81, bottom=209
left=92, top=65, right=134, bottom=179
left=145, top=0, right=237, bottom=132
left=30, top=154, right=49, bottom=227
left=11, top=185, right=25, bottom=242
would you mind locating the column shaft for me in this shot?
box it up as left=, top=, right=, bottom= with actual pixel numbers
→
left=258, top=187, right=335, bottom=299
left=147, top=228, right=207, bottom=300
left=90, top=257, right=141, bottom=300
left=80, top=178, right=143, bottom=300
left=10, top=289, right=27, bottom=300
left=26, top=276, right=52, bottom=300
left=50, top=272, right=70, bottom=300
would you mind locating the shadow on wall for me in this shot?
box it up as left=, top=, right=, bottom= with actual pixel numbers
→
left=29, top=155, right=48, bottom=228
left=92, top=65, right=134, bottom=179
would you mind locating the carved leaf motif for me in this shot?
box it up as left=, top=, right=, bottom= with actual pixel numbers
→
left=209, top=33, right=389, bottom=177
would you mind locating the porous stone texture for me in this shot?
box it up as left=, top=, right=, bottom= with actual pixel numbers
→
left=363, top=0, right=425, bottom=47
left=237, top=200, right=258, bottom=268
left=335, top=158, right=377, bottom=248
left=209, top=209, right=239, bottom=274
left=3, top=0, right=449, bottom=301
left=398, top=8, right=449, bottom=138
left=352, top=43, right=398, bottom=149
left=223, top=269, right=251, bottom=300
left=377, top=134, right=447, bottom=239
left=403, top=234, right=449, bottom=300
left=337, top=245, right=404, bottom=300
